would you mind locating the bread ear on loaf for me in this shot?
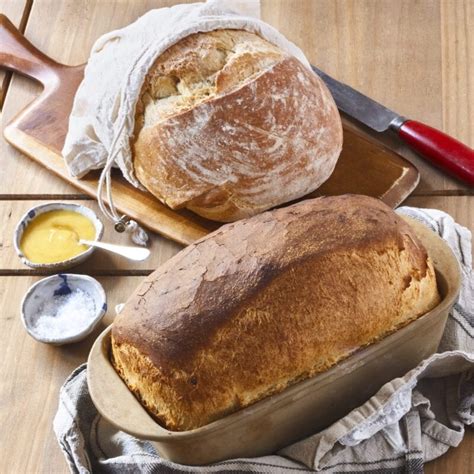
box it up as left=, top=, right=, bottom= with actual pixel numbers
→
left=132, top=29, right=343, bottom=222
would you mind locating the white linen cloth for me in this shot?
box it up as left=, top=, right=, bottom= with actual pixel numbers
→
left=61, top=0, right=311, bottom=244
left=54, top=207, right=474, bottom=473
left=62, top=0, right=309, bottom=182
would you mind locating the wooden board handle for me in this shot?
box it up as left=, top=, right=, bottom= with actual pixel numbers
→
left=0, top=14, right=60, bottom=86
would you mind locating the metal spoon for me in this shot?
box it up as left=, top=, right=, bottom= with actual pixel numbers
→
left=79, top=239, right=150, bottom=261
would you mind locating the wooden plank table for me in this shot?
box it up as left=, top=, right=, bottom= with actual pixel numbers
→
left=0, top=1, right=472, bottom=472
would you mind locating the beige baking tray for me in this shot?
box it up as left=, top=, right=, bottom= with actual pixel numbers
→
left=87, top=217, right=461, bottom=465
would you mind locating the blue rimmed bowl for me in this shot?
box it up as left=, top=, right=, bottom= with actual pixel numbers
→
left=21, top=273, right=107, bottom=345
left=14, top=202, right=104, bottom=271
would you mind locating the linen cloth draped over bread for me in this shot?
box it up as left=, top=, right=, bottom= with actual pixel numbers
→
left=62, top=0, right=312, bottom=241
left=54, top=207, right=474, bottom=473
left=62, top=0, right=309, bottom=182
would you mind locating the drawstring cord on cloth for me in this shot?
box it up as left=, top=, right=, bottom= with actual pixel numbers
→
left=96, top=127, right=149, bottom=247
left=95, top=43, right=157, bottom=247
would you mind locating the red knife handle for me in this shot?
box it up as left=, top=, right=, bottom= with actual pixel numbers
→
left=397, top=120, right=474, bottom=186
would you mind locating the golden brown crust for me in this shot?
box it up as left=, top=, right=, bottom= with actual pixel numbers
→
left=111, top=195, right=440, bottom=431
left=132, top=29, right=343, bottom=221
left=134, top=29, right=285, bottom=128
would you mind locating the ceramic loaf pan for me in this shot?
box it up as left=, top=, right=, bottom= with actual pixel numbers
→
left=87, top=216, right=461, bottom=465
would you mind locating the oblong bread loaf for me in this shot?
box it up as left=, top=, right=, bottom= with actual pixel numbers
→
left=111, top=194, right=440, bottom=431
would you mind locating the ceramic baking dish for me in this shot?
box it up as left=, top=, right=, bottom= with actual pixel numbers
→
left=87, top=217, right=461, bottom=465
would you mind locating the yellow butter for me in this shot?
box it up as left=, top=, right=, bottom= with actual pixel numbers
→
left=20, top=210, right=96, bottom=264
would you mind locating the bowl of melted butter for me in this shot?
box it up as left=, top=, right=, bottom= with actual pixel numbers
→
left=14, top=203, right=104, bottom=270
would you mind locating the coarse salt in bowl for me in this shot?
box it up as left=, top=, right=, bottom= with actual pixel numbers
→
left=21, top=274, right=107, bottom=345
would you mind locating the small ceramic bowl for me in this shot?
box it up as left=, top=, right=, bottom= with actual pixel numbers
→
left=21, top=274, right=107, bottom=345
left=14, top=202, right=104, bottom=271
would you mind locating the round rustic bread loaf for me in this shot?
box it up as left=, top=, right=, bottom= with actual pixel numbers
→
left=111, top=195, right=440, bottom=431
left=132, top=29, right=343, bottom=221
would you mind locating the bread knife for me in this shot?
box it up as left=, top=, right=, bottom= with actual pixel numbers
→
left=312, top=65, right=474, bottom=186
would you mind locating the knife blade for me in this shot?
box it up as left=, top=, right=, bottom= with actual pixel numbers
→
left=311, top=65, right=474, bottom=186
left=312, top=65, right=402, bottom=132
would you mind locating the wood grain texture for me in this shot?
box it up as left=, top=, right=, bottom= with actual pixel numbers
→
left=3, top=128, right=218, bottom=245
left=0, top=199, right=181, bottom=273
left=1, top=0, right=472, bottom=198
left=425, top=429, right=474, bottom=474
left=261, top=0, right=472, bottom=193
left=441, top=0, right=473, bottom=148
left=0, top=5, right=420, bottom=244
left=0, top=0, right=194, bottom=197
left=0, top=0, right=472, bottom=472
left=3, top=120, right=419, bottom=244
left=0, top=0, right=30, bottom=107
left=0, top=275, right=142, bottom=474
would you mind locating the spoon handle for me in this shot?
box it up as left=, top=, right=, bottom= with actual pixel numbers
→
left=80, top=239, right=150, bottom=261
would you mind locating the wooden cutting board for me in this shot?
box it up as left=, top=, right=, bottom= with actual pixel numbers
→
left=0, top=14, right=419, bottom=246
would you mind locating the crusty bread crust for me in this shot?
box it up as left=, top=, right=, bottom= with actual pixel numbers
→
left=111, top=195, right=440, bottom=431
left=132, top=29, right=342, bottom=221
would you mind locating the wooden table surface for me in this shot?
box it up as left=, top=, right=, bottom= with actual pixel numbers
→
left=0, top=1, right=472, bottom=472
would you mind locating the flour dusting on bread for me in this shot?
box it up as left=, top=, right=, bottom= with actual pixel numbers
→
left=132, top=29, right=343, bottom=221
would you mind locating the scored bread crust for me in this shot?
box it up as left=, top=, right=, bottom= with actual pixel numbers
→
left=132, top=29, right=343, bottom=222
left=111, top=195, right=440, bottom=431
